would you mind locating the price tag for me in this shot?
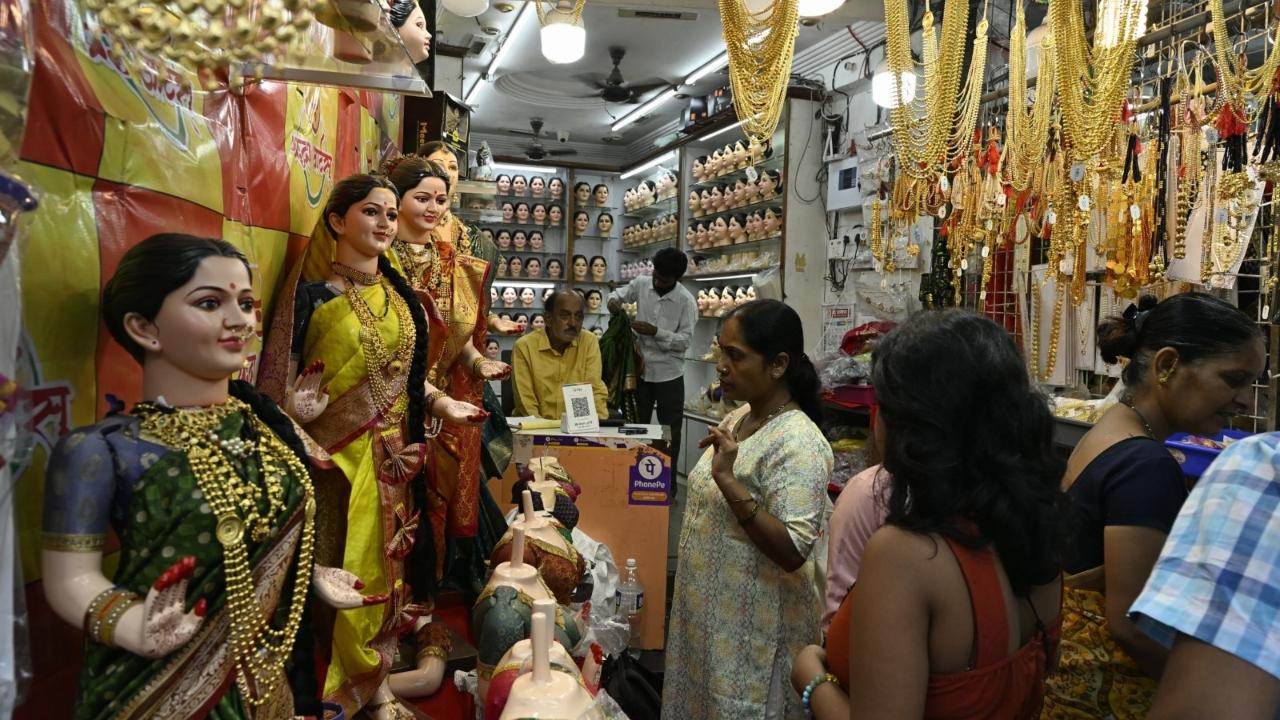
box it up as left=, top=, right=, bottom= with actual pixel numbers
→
left=939, top=176, right=951, bottom=192
left=1047, top=210, right=1057, bottom=225
left=1070, top=162, right=1086, bottom=182
left=937, top=206, right=948, bottom=219
left=1215, top=208, right=1229, bottom=224
left=979, top=290, right=988, bottom=301
left=996, top=192, right=1007, bottom=207
left=981, top=245, right=991, bottom=258
left=1205, top=127, right=1219, bottom=144
left=961, top=259, right=970, bottom=271
left=1265, top=304, right=1272, bottom=321
left=1130, top=204, right=1141, bottom=221
left=744, top=166, right=759, bottom=183
left=985, top=219, right=993, bottom=230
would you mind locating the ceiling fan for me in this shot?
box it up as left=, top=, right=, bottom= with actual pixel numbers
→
left=574, top=46, right=670, bottom=104
left=505, top=118, right=578, bottom=160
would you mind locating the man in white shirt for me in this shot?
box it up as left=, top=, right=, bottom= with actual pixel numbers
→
left=608, top=247, right=698, bottom=466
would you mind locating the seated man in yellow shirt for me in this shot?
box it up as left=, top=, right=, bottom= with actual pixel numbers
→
left=512, top=288, right=609, bottom=419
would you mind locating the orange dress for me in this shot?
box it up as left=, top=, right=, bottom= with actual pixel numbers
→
left=827, top=535, right=1060, bottom=719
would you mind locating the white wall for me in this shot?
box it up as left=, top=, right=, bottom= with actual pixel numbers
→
left=436, top=54, right=464, bottom=98
left=782, top=97, right=830, bottom=357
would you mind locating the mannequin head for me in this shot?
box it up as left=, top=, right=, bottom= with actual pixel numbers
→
left=515, top=202, right=530, bottom=224
left=546, top=258, right=563, bottom=279
left=597, top=213, right=614, bottom=234
left=700, top=188, right=715, bottom=210
left=624, top=188, right=637, bottom=210
left=531, top=313, right=545, bottom=332
left=510, top=256, right=524, bottom=276
left=532, top=204, right=547, bottom=225
left=711, top=216, right=729, bottom=243
left=497, top=229, right=512, bottom=249
left=513, top=230, right=528, bottom=250
left=548, top=177, right=565, bottom=200
left=746, top=211, right=763, bottom=237
left=593, top=184, right=609, bottom=205
left=710, top=148, right=725, bottom=174
left=573, top=211, right=590, bottom=234
left=590, top=256, right=608, bottom=282
left=585, top=289, right=603, bottom=312
left=501, top=287, right=518, bottom=306
left=656, top=170, right=676, bottom=198
left=103, top=235, right=257, bottom=382
left=389, top=0, right=431, bottom=64
left=497, top=256, right=509, bottom=276
left=709, top=185, right=724, bottom=211
left=491, top=287, right=499, bottom=306
left=695, top=222, right=709, bottom=247
left=512, top=175, right=528, bottom=196
left=732, top=179, right=746, bottom=208
left=543, top=288, right=556, bottom=304
left=481, top=228, right=494, bottom=244
left=386, top=157, right=450, bottom=239
left=732, top=140, right=748, bottom=167
left=496, top=174, right=512, bottom=194
left=530, top=176, right=546, bottom=197
left=572, top=254, right=589, bottom=281
left=693, top=155, right=708, bottom=179
left=637, top=180, right=656, bottom=206
left=501, top=202, right=514, bottom=222
left=514, top=313, right=529, bottom=326
left=520, top=288, right=535, bottom=306
left=417, top=141, right=460, bottom=192
left=760, top=169, right=782, bottom=198
left=763, top=205, right=783, bottom=235
left=574, top=182, right=591, bottom=204
left=591, top=325, right=604, bottom=338
left=728, top=213, right=747, bottom=242
left=689, top=190, right=702, bottom=214
left=485, top=338, right=501, bottom=359
left=526, top=257, right=542, bottom=278
left=529, top=231, right=544, bottom=251
left=685, top=224, right=696, bottom=246
left=548, top=204, right=563, bottom=225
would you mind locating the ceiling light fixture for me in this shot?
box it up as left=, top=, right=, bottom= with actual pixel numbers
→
left=797, top=0, right=844, bottom=18
left=692, top=273, right=757, bottom=282
left=484, top=0, right=535, bottom=80
left=702, top=120, right=744, bottom=142
left=492, top=162, right=559, bottom=174
left=684, top=52, right=728, bottom=84
left=619, top=150, right=677, bottom=180
left=538, top=0, right=587, bottom=64
left=464, top=78, right=484, bottom=106
left=443, top=0, right=490, bottom=18
left=611, top=87, right=678, bottom=132
left=871, top=57, right=917, bottom=109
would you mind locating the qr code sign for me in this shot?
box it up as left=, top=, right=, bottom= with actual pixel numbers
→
left=570, top=395, right=590, bottom=418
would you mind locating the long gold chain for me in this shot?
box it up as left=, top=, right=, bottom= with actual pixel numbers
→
left=1005, top=1, right=1056, bottom=192
left=343, top=278, right=416, bottom=419
left=1210, top=0, right=1280, bottom=111
left=136, top=399, right=315, bottom=709
left=719, top=0, right=799, bottom=144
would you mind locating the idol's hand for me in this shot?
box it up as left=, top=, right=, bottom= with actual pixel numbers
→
left=432, top=397, right=489, bottom=426
left=136, top=556, right=206, bottom=659
left=287, top=361, right=330, bottom=424
left=475, top=359, right=512, bottom=381
left=313, top=564, right=388, bottom=609
left=490, top=316, right=522, bottom=335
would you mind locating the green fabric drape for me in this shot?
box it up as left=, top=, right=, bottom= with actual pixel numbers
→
left=599, top=311, right=643, bottom=423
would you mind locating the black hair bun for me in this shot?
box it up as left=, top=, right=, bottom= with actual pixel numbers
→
left=1097, top=293, right=1157, bottom=364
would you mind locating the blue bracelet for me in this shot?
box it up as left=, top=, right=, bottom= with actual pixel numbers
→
left=801, top=672, right=839, bottom=716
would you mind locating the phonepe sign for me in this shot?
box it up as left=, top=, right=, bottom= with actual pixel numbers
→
left=629, top=452, right=672, bottom=505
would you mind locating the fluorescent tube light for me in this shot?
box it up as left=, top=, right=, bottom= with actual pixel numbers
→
left=492, top=162, right=559, bottom=174
left=701, top=120, right=743, bottom=142
left=620, top=151, right=677, bottom=180
left=611, top=87, right=678, bottom=132
left=685, top=52, right=728, bottom=84
left=485, top=0, right=534, bottom=80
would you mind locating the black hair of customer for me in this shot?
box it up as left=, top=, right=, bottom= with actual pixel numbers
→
left=723, top=299, right=822, bottom=425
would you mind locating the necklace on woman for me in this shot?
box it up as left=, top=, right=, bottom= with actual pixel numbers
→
left=1122, top=398, right=1157, bottom=438
left=331, top=261, right=380, bottom=286
left=734, top=399, right=793, bottom=441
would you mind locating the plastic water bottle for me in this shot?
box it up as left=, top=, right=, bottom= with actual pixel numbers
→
left=615, top=558, right=645, bottom=647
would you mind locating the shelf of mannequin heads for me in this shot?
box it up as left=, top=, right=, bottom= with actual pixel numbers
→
left=618, top=160, right=681, bottom=258
left=461, top=171, right=570, bottom=289
left=466, top=467, right=630, bottom=719
left=680, top=281, right=759, bottom=425
left=683, top=123, right=786, bottom=278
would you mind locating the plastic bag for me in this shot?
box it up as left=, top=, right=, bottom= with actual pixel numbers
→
left=576, top=689, right=632, bottom=720
left=816, top=352, right=872, bottom=390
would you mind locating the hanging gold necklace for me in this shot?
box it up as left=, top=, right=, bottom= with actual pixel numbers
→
left=340, top=272, right=416, bottom=418
left=718, top=0, right=798, bottom=144
left=135, top=399, right=315, bottom=709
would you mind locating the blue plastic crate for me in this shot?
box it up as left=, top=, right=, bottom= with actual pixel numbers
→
left=1165, top=429, right=1252, bottom=478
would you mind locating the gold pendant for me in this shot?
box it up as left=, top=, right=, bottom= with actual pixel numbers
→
left=217, top=515, right=245, bottom=546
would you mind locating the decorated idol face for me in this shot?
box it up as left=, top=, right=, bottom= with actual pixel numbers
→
left=532, top=204, right=547, bottom=224
left=502, top=203, right=514, bottom=222
left=520, top=288, right=535, bottom=306
left=516, top=203, right=530, bottom=223
left=549, top=205, right=563, bottom=225
left=502, top=287, right=518, bottom=305
left=512, top=175, right=528, bottom=196
left=497, top=175, right=511, bottom=194
left=510, top=256, right=524, bottom=276
left=397, top=176, right=448, bottom=236
left=548, top=177, right=564, bottom=199
left=513, top=231, right=528, bottom=250
left=526, top=258, right=542, bottom=278
left=572, top=256, right=588, bottom=280
left=547, top=259, right=563, bottom=279
left=529, top=232, right=544, bottom=251
left=574, top=212, right=589, bottom=234
left=590, top=256, right=607, bottom=281
left=530, top=176, right=546, bottom=197
left=597, top=214, right=613, bottom=234
left=497, top=230, right=512, bottom=249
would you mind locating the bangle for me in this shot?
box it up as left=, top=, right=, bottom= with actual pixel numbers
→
left=85, top=587, right=141, bottom=647
left=727, top=494, right=755, bottom=505
left=737, top=500, right=760, bottom=526
left=426, top=390, right=449, bottom=416
left=801, top=672, right=839, bottom=716
left=470, top=356, right=486, bottom=378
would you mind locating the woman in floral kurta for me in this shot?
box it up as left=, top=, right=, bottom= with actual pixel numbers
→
left=664, top=403, right=833, bottom=718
